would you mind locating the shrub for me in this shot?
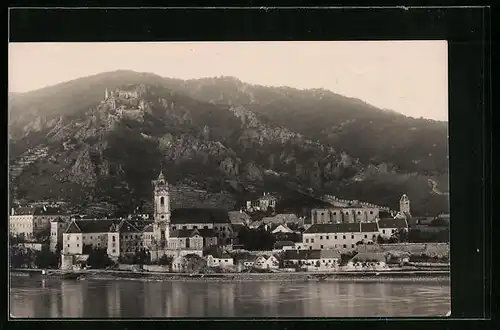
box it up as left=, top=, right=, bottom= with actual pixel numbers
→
left=158, top=255, right=173, bottom=266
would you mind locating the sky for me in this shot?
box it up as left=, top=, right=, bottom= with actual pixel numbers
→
left=8, top=41, right=448, bottom=121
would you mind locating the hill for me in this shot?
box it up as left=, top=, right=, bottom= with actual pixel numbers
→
left=8, top=71, right=449, bottom=216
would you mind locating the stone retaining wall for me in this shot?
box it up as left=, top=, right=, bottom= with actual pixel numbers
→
left=356, top=243, right=449, bottom=258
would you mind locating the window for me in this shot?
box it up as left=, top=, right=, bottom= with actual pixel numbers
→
left=370, top=211, right=373, bottom=214
left=320, top=236, right=323, bottom=239
left=161, top=215, right=164, bottom=219
left=311, top=239, right=315, bottom=243
left=326, top=236, right=329, bottom=239
left=112, top=243, right=115, bottom=247
left=343, top=235, right=346, bottom=239
left=333, top=212, right=336, bottom=215
left=172, top=226, right=176, bottom=230
left=351, top=244, right=354, bottom=248
left=351, top=235, right=354, bottom=239
left=364, top=234, right=367, bottom=239
left=76, top=237, right=79, bottom=240
left=392, top=229, right=396, bottom=233
left=382, top=230, right=386, bottom=234
left=224, top=260, right=228, bottom=262
left=90, top=236, right=93, bottom=239
left=193, top=226, right=197, bottom=229
left=357, top=211, right=361, bottom=215
left=113, top=249, right=116, bottom=253
left=305, top=239, right=309, bottom=243
left=320, top=245, right=324, bottom=249
left=160, top=196, right=165, bottom=205
left=182, top=226, right=187, bottom=230
left=204, top=226, right=208, bottom=229
left=112, top=236, right=116, bottom=242
left=67, top=244, right=70, bottom=247
left=343, top=244, right=346, bottom=248
left=335, top=235, right=337, bottom=239
left=77, top=244, right=79, bottom=247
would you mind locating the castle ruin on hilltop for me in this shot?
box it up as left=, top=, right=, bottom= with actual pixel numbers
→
left=102, top=86, right=147, bottom=122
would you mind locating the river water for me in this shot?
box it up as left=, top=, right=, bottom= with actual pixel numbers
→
left=10, top=277, right=450, bottom=318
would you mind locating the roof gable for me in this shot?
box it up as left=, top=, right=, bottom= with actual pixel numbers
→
left=171, top=208, right=230, bottom=224
left=64, top=221, right=82, bottom=234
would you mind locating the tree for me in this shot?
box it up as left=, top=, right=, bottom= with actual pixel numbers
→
left=377, top=235, right=388, bottom=244
left=34, top=227, right=51, bottom=243
left=158, top=255, right=173, bottom=266
left=391, top=228, right=409, bottom=243
left=87, top=248, right=113, bottom=269
left=133, top=248, right=150, bottom=265
left=35, top=246, right=58, bottom=269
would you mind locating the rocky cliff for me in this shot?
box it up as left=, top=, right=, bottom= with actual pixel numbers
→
left=8, top=71, right=449, bottom=216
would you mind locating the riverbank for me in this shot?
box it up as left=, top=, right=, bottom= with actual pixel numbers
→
left=11, top=268, right=450, bottom=283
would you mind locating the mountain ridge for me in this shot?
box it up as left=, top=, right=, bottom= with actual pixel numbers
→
left=8, top=71, right=449, bottom=217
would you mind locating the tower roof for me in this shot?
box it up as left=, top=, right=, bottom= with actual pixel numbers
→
left=158, top=171, right=165, bottom=181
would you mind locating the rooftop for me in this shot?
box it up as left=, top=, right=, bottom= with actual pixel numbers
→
left=171, top=208, right=230, bottom=224
left=377, top=218, right=408, bottom=229
left=304, top=223, right=378, bottom=234
left=350, top=252, right=387, bottom=262
left=169, top=228, right=216, bottom=238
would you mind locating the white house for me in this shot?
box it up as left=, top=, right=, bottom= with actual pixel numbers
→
left=282, top=249, right=340, bottom=271
left=206, top=253, right=234, bottom=268
left=254, top=255, right=280, bottom=270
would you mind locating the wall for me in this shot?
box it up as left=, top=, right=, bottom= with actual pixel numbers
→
left=150, top=249, right=203, bottom=262
left=356, top=243, right=449, bottom=258
left=303, top=231, right=378, bottom=251
left=144, top=265, right=171, bottom=272
left=60, top=254, right=73, bottom=270
left=19, top=242, right=45, bottom=251
left=9, top=215, right=35, bottom=238
left=311, top=208, right=379, bottom=224
left=62, top=233, right=83, bottom=255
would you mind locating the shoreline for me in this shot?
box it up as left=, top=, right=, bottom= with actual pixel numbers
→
left=11, top=268, right=450, bottom=283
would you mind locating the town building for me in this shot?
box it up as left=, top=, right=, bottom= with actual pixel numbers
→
left=376, top=218, right=409, bottom=239
left=245, top=192, right=277, bottom=212
left=282, top=249, right=341, bottom=271
left=253, top=254, right=280, bottom=270
left=345, top=252, right=388, bottom=271
left=10, top=206, right=70, bottom=241
left=302, top=223, right=380, bottom=251
left=170, top=208, right=232, bottom=247
left=167, top=228, right=218, bottom=250
left=50, top=217, right=69, bottom=252
left=311, top=205, right=380, bottom=225
left=206, top=252, right=234, bottom=268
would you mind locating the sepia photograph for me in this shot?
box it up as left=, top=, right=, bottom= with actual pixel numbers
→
left=8, top=40, right=450, bottom=318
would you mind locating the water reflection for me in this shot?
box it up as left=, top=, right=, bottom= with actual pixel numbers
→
left=10, top=277, right=451, bottom=318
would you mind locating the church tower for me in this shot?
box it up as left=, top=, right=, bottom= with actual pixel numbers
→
left=399, top=194, right=411, bottom=215
left=152, top=170, right=170, bottom=245
left=105, top=88, right=109, bottom=99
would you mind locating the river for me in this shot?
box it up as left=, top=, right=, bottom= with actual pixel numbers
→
left=9, top=277, right=450, bottom=318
